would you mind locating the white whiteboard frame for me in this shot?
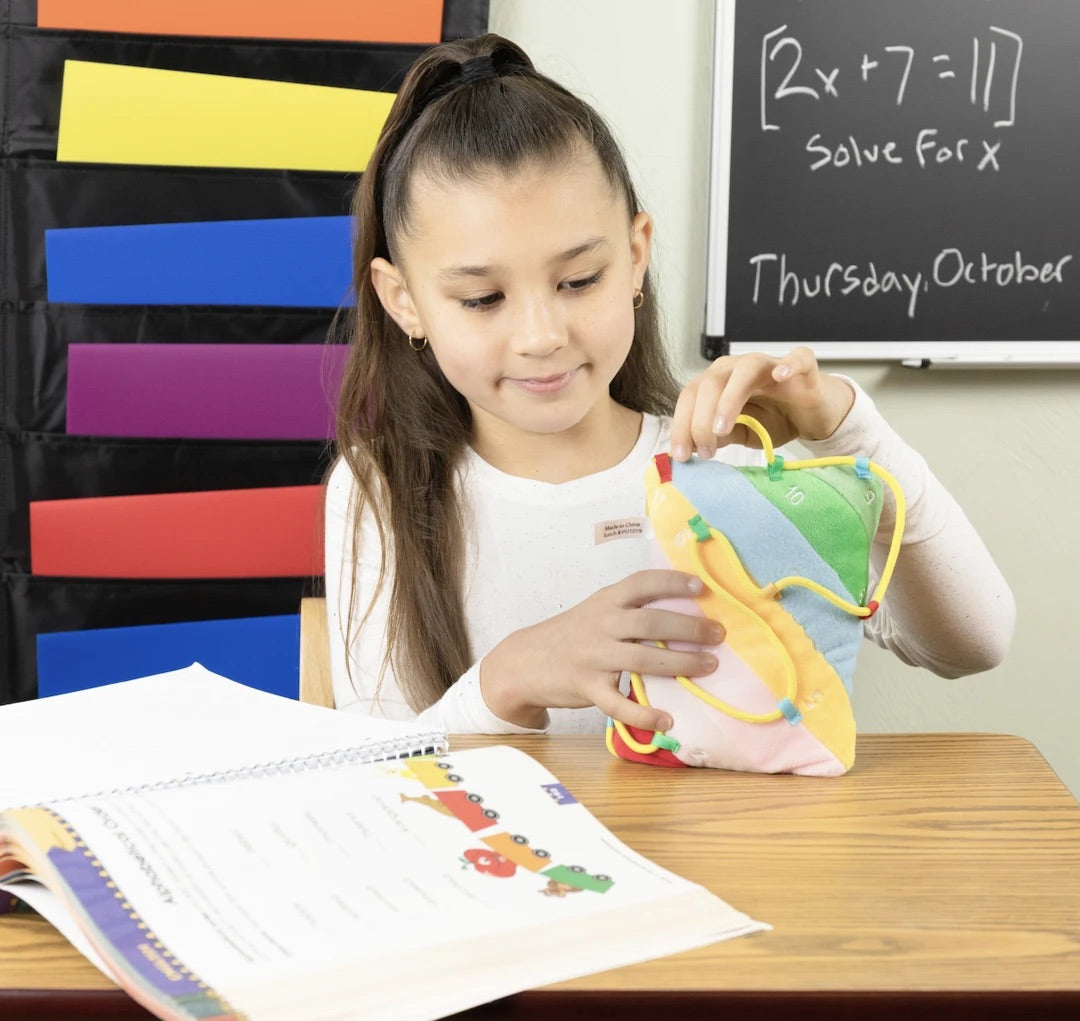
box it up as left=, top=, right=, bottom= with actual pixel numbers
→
left=702, top=0, right=1080, bottom=367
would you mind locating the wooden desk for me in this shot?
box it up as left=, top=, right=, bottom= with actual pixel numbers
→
left=2, top=733, right=1078, bottom=1020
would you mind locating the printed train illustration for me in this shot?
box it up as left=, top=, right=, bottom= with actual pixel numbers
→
left=399, top=757, right=613, bottom=895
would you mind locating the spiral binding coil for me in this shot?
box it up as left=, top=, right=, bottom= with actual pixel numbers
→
left=42, top=730, right=449, bottom=807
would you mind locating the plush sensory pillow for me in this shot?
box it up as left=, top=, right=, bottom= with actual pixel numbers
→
left=606, top=416, right=905, bottom=776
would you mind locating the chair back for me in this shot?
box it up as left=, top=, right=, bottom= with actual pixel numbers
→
left=299, top=597, right=334, bottom=707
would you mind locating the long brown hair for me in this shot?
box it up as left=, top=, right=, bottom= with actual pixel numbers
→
left=334, top=33, right=680, bottom=712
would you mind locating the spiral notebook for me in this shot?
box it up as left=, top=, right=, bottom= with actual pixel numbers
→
left=0, top=662, right=447, bottom=810
left=0, top=664, right=766, bottom=1021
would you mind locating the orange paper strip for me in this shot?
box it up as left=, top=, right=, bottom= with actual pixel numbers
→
left=37, top=0, right=444, bottom=45
left=30, top=486, right=324, bottom=579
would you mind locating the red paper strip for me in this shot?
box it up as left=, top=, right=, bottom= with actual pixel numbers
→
left=37, top=0, right=444, bottom=45
left=30, top=486, right=324, bottom=578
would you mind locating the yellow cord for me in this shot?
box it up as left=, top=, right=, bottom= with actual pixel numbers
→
left=736, top=414, right=778, bottom=461
left=609, top=673, right=673, bottom=754
left=682, top=532, right=797, bottom=722
left=611, top=549, right=798, bottom=756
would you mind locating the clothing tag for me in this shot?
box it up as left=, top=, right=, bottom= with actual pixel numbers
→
left=594, top=517, right=647, bottom=545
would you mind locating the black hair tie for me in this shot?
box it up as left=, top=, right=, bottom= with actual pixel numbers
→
left=458, top=55, right=498, bottom=85
left=416, top=52, right=520, bottom=116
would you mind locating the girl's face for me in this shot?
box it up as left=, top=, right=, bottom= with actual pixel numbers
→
left=371, top=149, right=652, bottom=468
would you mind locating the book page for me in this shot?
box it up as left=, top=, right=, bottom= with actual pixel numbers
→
left=0, top=663, right=446, bottom=809
left=22, top=745, right=766, bottom=1021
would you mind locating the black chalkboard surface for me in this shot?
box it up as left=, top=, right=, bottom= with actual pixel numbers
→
left=703, top=0, right=1080, bottom=364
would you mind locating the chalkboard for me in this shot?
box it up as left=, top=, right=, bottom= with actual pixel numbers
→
left=704, top=0, right=1080, bottom=365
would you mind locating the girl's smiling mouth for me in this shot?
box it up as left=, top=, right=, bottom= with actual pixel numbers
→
left=506, top=368, right=580, bottom=394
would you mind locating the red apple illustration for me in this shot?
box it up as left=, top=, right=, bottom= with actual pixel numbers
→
left=462, top=848, right=517, bottom=877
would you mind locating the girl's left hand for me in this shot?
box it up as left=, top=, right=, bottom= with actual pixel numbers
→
left=670, top=346, right=855, bottom=461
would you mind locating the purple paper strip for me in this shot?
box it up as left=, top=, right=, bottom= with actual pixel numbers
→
left=67, top=343, right=348, bottom=440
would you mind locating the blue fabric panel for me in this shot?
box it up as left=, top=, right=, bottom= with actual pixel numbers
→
left=45, top=216, right=353, bottom=306
left=36, top=614, right=300, bottom=699
left=670, top=458, right=863, bottom=694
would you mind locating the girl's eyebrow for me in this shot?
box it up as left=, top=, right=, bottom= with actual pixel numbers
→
left=555, top=236, right=608, bottom=263
left=437, top=236, right=608, bottom=281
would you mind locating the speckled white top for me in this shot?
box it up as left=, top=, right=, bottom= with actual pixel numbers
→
left=324, top=380, right=1015, bottom=734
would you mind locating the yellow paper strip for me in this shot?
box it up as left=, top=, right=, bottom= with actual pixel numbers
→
left=57, top=60, right=395, bottom=173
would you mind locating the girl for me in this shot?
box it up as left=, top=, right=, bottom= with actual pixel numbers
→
left=325, top=33, right=1014, bottom=735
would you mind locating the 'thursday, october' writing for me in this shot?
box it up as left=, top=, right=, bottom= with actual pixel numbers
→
left=748, top=249, right=1074, bottom=319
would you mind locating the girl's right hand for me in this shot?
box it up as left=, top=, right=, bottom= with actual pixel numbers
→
left=479, top=570, right=724, bottom=732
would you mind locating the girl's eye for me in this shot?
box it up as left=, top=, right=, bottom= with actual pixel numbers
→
left=460, top=292, right=503, bottom=311
left=562, top=271, right=603, bottom=292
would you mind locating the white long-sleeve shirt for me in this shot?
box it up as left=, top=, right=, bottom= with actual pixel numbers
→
left=324, top=381, right=1015, bottom=733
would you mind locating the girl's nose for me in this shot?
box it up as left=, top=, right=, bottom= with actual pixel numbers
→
left=511, top=293, right=568, bottom=357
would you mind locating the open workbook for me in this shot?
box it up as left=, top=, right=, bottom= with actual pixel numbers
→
left=0, top=663, right=766, bottom=1021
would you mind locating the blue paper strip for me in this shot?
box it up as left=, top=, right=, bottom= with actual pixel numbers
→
left=36, top=615, right=300, bottom=699
left=45, top=216, right=353, bottom=306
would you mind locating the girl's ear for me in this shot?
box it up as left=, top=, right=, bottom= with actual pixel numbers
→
left=629, top=211, right=654, bottom=292
left=370, top=257, right=422, bottom=337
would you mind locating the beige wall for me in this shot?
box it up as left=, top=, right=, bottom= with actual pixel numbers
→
left=489, top=0, right=1079, bottom=797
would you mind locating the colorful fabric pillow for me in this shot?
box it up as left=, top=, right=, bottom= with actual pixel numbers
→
left=606, top=416, right=905, bottom=776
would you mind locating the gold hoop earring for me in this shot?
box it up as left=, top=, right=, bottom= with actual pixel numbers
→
left=408, top=333, right=428, bottom=352
left=632, top=288, right=645, bottom=310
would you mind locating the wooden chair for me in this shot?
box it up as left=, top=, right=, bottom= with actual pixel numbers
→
left=299, top=596, right=335, bottom=708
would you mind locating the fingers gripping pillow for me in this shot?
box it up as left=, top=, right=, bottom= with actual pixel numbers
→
left=606, top=415, right=906, bottom=776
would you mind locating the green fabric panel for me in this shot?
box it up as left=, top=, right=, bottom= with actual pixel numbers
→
left=739, top=465, right=883, bottom=602
left=812, top=465, right=885, bottom=541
